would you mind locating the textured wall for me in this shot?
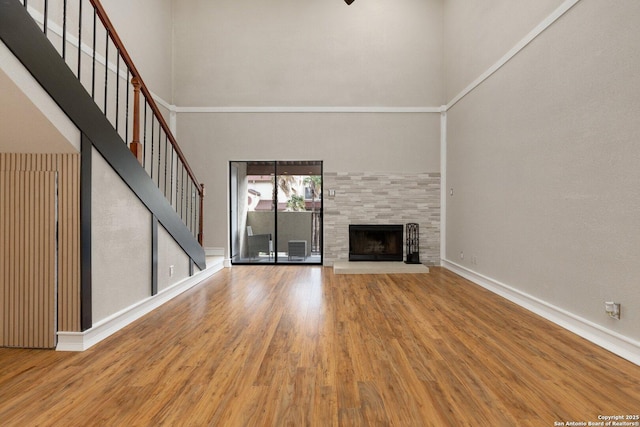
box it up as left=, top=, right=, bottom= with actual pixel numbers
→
left=173, top=0, right=444, bottom=107
left=443, top=0, right=564, bottom=100
left=323, top=172, right=440, bottom=266
left=91, top=149, right=152, bottom=323
left=445, top=0, right=640, bottom=340
left=100, top=0, right=174, bottom=101
left=157, top=225, right=191, bottom=293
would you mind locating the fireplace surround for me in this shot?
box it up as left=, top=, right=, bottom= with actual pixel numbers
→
left=349, top=224, right=403, bottom=261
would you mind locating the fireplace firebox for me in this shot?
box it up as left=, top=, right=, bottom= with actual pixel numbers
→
left=349, top=224, right=403, bottom=261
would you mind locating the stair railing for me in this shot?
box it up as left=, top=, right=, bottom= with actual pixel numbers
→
left=18, top=0, right=204, bottom=245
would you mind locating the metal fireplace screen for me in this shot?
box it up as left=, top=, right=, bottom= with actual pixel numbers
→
left=349, top=224, right=403, bottom=261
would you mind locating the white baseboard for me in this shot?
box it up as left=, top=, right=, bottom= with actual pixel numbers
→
left=56, top=260, right=224, bottom=352
left=442, top=259, right=640, bottom=366
left=204, top=247, right=232, bottom=267
left=205, top=247, right=225, bottom=257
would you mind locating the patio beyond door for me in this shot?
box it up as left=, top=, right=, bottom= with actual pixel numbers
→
left=230, top=161, right=322, bottom=265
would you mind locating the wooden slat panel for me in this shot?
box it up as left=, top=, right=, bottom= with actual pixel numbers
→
left=0, top=172, right=5, bottom=344
left=1, top=171, right=56, bottom=348
left=0, top=153, right=81, bottom=345
left=57, top=154, right=81, bottom=332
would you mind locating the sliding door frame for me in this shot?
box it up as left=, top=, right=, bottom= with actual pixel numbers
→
left=229, top=160, right=323, bottom=266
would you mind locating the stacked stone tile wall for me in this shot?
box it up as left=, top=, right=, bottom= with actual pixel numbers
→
left=323, top=172, right=440, bottom=266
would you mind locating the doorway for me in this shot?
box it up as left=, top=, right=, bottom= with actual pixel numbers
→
left=230, top=161, right=323, bottom=265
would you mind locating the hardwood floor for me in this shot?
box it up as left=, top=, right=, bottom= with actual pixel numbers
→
left=1, top=266, right=639, bottom=426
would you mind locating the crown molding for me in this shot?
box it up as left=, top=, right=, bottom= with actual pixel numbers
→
left=172, top=105, right=442, bottom=114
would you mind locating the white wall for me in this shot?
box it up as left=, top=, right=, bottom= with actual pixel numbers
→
left=172, top=0, right=444, bottom=107
left=158, top=225, right=191, bottom=292
left=445, top=0, right=640, bottom=343
left=91, top=148, right=152, bottom=322
left=101, top=0, right=174, bottom=101
left=443, top=0, right=564, bottom=101
left=91, top=147, right=199, bottom=322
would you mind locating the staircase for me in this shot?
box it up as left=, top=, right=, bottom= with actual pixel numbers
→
left=0, top=0, right=211, bottom=348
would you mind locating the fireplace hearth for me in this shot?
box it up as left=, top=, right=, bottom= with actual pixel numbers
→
left=349, top=224, right=403, bottom=261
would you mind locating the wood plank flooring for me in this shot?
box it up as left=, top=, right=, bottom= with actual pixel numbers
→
left=0, top=266, right=639, bottom=426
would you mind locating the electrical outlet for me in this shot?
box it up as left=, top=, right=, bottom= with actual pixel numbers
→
left=604, top=301, right=620, bottom=320
left=472, top=256, right=478, bottom=265
left=460, top=251, right=464, bottom=260
left=169, top=265, right=174, bottom=277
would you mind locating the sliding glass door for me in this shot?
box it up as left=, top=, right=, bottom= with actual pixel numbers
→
left=230, top=161, right=322, bottom=265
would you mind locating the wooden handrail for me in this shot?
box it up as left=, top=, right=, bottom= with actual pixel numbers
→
left=89, top=0, right=202, bottom=198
